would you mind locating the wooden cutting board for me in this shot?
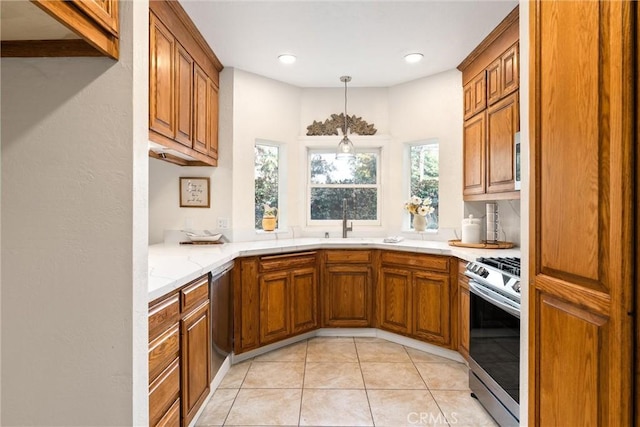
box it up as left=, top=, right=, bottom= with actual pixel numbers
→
left=448, top=239, right=514, bottom=249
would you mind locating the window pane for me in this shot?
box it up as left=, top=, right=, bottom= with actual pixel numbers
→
left=410, top=144, right=439, bottom=229
left=310, top=188, right=377, bottom=220
left=255, top=144, right=279, bottom=229
left=310, top=153, right=377, bottom=185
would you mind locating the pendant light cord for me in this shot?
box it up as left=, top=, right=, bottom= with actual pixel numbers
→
left=344, top=78, right=348, bottom=135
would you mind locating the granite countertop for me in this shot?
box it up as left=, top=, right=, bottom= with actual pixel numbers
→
left=148, top=238, right=521, bottom=302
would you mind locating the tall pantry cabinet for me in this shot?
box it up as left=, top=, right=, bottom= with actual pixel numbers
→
left=529, top=1, right=636, bottom=425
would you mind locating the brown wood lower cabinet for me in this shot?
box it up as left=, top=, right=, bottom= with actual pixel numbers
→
left=457, top=260, right=470, bottom=360
left=322, top=250, right=374, bottom=328
left=181, top=300, right=211, bottom=426
left=233, top=250, right=463, bottom=353
left=234, top=253, right=318, bottom=354
left=149, top=274, right=210, bottom=427
left=378, top=251, right=454, bottom=348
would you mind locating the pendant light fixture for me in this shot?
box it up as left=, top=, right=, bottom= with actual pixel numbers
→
left=336, top=75, right=355, bottom=159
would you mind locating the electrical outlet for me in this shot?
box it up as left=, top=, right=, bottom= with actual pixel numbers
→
left=217, top=217, right=229, bottom=229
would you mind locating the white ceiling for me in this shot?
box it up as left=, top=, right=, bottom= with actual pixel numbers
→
left=181, top=0, right=518, bottom=88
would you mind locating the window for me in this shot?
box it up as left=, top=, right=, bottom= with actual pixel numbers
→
left=308, top=150, right=380, bottom=224
left=255, top=143, right=280, bottom=230
left=408, top=142, right=439, bottom=229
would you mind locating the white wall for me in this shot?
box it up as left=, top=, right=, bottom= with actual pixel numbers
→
left=389, top=69, right=464, bottom=235
left=0, top=1, right=149, bottom=425
left=148, top=67, right=520, bottom=244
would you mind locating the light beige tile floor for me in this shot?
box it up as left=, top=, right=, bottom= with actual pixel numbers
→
left=196, top=337, right=498, bottom=427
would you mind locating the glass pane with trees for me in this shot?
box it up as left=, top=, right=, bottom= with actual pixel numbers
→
left=309, top=152, right=379, bottom=222
left=255, top=144, right=279, bottom=229
left=409, top=144, right=439, bottom=229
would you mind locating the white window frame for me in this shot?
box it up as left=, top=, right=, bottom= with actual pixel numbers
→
left=306, top=147, right=382, bottom=227
left=255, top=139, right=287, bottom=232
left=403, top=139, right=439, bottom=231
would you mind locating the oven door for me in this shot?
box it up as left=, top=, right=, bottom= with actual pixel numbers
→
left=468, top=280, right=520, bottom=425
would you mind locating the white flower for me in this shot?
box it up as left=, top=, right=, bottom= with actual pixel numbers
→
left=417, top=206, right=429, bottom=216
left=422, top=197, right=432, bottom=206
left=410, top=196, right=422, bottom=205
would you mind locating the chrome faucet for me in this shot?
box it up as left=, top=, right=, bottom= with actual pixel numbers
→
left=342, top=198, right=353, bottom=238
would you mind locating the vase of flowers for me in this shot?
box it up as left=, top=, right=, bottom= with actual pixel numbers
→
left=262, top=204, right=278, bottom=231
left=404, top=196, right=434, bottom=232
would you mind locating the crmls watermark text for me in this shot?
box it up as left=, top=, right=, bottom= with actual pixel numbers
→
left=407, top=411, right=459, bottom=425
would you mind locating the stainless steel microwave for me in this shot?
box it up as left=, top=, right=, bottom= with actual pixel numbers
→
left=514, top=132, right=521, bottom=190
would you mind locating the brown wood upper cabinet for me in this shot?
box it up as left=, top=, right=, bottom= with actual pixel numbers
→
left=486, top=43, right=519, bottom=105
left=149, top=1, right=222, bottom=167
left=458, top=6, right=520, bottom=201
left=463, top=71, right=487, bottom=120
left=1, top=0, right=119, bottom=59
left=378, top=251, right=454, bottom=347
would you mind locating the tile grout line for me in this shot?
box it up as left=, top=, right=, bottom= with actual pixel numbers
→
left=405, top=346, right=452, bottom=427
left=221, top=358, right=252, bottom=427
left=297, top=339, right=310, bottom=427
left=354, top=340, right=377, bottom=427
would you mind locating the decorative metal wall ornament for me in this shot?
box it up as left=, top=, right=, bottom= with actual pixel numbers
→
left=306, top=113, right=377, bottom=136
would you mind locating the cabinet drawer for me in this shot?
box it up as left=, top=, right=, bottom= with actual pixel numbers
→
left=149, top=293, right=180, bottom=341
left=381, top=251, right=449, bottom=272
left=149, top=358, right=180, bottom=427
left=149, top=323, right=180, bottom=382
left=156, top=398, right=180, bottom=427
left=325, top=250, right=372, bottom=264
left=260, top=252, right=317, bottom=272
left=181, top=275, right=209, bottom=312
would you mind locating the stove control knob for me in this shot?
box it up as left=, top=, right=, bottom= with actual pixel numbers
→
left=512, top=282, right=521, bottom=293
left=477, top=267, right=486, bottom=276
left=481, top=268, right=490, bottom=278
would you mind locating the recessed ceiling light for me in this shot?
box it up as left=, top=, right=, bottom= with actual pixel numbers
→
left=404, top=53, right=424, bottom=64
left=278, top=54, right=296, bottom=64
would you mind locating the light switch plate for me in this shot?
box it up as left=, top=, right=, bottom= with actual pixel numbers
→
left=217, top=217, right=229, bottom=229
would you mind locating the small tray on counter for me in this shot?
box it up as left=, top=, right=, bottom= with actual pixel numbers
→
left=180, top=241, right=224, bottom=245
left=448, top=239, right=514, bottom=249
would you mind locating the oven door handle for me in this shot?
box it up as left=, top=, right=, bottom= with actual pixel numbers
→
left=469, top=281, right=521, bottom=319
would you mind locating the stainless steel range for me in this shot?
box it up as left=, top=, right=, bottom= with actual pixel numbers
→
left=465, top=257, right=520, bottom=427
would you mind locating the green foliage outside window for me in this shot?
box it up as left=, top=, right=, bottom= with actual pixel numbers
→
left=309, top=152, right=379, bottom=221
left=255, top=144, right=279, bottom=229
left=410, top=144, right=439, bottom=229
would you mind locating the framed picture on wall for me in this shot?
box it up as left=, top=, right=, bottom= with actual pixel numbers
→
left=180, top=177, right=210, bottom=208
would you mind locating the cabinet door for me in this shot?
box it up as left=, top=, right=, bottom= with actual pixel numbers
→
left=379, top=267, right=411, bottom=334
left=208, top=79, right=219, bottom=161
left=463, top=112, right=486, bottom=196
left=259, top=271, right=291, bottom=345
left=458, top=285, right=470, bottom=360
left=235, top=258, right=260, bottom=353
left=71, top=0, right=119, bottom=36
left=323, top=265, right=372, bottom=327
left=463, top=72, right=486, bottom=120
left=181, top=301, right=211, bottom=426
left=486, top=57, right=502, bottom=105
left=486, top=92, right=518, bottom=193
left=174, top=42, right=193, bottom=148
left=290, top=267, right=318, bottom=334
left=530, top=1, right=634, bottom=425
left=193, top=64, right=209, bottom=155
left=149, top=13, right=175, bottom=139
left=501, top=43, right=519, bottom=97
left=412, top=272, right=450, bottom=346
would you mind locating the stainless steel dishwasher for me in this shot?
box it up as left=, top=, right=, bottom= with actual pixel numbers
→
left=210, top=262, right=233, bottom=377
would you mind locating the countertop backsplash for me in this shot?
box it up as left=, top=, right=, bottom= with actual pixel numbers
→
left=464, top=199, right=521, bottom=246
